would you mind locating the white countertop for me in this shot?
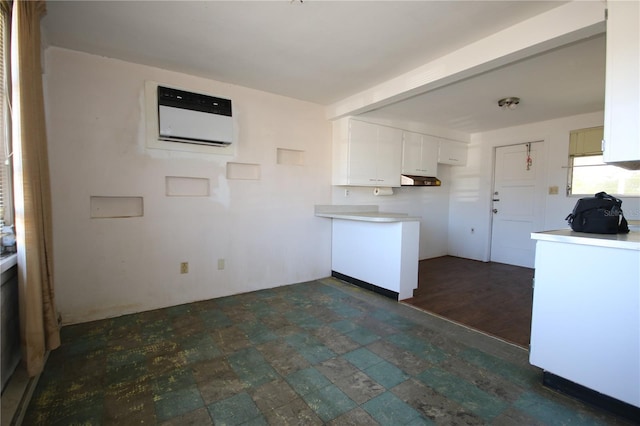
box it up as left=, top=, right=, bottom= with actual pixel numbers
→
left=314, top=205, right=420, bottom=223
left=315, top=212, right=420, bottom=222
left=531, top=229, right=640, bottom=251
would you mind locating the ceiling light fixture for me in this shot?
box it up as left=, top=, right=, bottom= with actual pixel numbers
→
left=498, top=97, right=520, bottom=110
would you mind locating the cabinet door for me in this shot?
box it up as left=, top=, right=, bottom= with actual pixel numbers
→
left=438, top=140, right=468, bottom=166
left=347, top=120, right=379, bottom=185
left=376, top=125, right=402, bottom=186
left=603, top=0, right=640, bottom=164
left=402, top=132, right=438, bottom=176
left=419, top=135, right=439, bottom=176
left=401, top=131, right=423, bottom=175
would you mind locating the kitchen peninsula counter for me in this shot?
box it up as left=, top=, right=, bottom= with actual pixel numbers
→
left=529, top=228, right=640, bottom=412
left=531, top=228, right=640, bottom=250
left=316, top=205, right=419, bottom=300
left=314, top=205, right=420, bottom=222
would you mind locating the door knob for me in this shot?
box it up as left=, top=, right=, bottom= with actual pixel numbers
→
left=492, top=208, right=498, bottom=214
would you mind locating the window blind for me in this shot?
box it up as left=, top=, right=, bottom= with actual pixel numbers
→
left=568, top=126, right=603, bottom=157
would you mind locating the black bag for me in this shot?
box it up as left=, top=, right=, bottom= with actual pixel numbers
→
left=566, top=192, right=630, bottom=234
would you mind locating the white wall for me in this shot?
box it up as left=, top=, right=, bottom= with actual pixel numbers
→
left=44, top=47, right=333, bottom=324
left=448, top=111, right=640, bottom=261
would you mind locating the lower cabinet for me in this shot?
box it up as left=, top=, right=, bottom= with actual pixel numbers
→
left=529, top=235, right=640, bottom=408
left=331, top=218, right=419, bottom=300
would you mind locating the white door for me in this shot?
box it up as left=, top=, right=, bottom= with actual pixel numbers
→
left=490, top=142, right=545, bottom=268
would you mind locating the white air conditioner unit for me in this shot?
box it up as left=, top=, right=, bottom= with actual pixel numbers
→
left=157, top=86, right=233, bottom=146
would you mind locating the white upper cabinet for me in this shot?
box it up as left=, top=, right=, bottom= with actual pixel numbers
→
left=402, top=131, right=439, bottom=176
left=332, top=118, right=402, bottom=186
left=374, top=124, right=403, bottom=186
left=603, top=0, right=640, bottom=166
left=438, top=140, right=468, bottom=166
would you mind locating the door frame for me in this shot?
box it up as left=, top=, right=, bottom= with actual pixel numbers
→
left=487, top=139, right=548, bottom=265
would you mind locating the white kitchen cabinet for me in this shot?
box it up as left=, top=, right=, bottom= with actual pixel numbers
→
left=603, top=0, right=640, bottom=166
left=330, top=217, right=419, bottom=301
left=332, top=118, right=402, bottom=186
left=530, top=230, right=640, bottom=408
left=438, top=140, right=468, bottom=166
left=402, top=131, right=439, bottom=177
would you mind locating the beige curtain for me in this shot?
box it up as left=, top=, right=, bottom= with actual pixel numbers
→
left=11, top=0, right=60, bottom=377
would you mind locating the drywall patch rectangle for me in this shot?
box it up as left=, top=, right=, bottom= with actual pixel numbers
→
left=90, top=196, right=144, bottom=218
left=165, top=176, right=210, bottom=197
left=226, top=162, right=261, bottom=180
left=277, top=148, right=305, bottom=166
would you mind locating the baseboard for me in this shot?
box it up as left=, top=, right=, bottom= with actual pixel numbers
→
left=331, top=271, right=399, bottom=301
left=543, top=371, right=640, bottom=422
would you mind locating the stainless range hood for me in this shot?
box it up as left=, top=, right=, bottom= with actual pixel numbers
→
left=401, top=175, right=441, bottom=186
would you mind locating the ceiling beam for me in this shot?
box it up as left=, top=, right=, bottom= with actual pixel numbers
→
left=326, top=1, right=606, bottom=121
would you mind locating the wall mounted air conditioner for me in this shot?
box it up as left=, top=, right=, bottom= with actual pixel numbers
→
left=157, top=85, right=233, bottom=146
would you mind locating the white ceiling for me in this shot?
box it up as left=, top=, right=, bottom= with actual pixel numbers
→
left=42, top=1, right=605, bottom=134
left=361, top=34, right=605, bottom=133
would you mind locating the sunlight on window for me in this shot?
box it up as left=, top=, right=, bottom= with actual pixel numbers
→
left=570, top=155, right=640, bottom=196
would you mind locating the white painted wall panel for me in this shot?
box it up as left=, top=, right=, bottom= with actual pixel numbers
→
left=44, top=47, right=332, bottom=324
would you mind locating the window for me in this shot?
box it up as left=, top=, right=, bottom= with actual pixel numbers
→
left=567, top=127, right=640, bottom=196
left=0, top=4, right=12, bottom=231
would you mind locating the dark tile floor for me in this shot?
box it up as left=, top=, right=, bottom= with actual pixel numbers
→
left=25, top=278, right=630, bottom=425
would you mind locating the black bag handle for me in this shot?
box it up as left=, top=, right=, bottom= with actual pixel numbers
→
left=595, top=191, right=622, bottom=204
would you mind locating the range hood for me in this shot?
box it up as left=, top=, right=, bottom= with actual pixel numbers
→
left=401, top=175, right=441, bottom=186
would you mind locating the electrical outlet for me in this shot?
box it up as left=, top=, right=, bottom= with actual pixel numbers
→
left=344, top=189, right=350, bottom=197
left=471, top=228, right=475, bottom=234
left=180, top=262, right=189, bottom=274
left=217, top=258, right=225, bottom=270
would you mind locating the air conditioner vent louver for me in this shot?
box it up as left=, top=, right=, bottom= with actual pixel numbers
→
left=157, top=86, right=233, bottom=146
